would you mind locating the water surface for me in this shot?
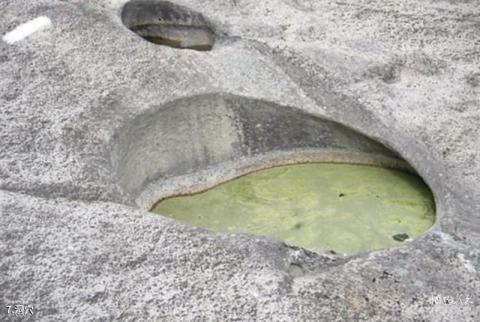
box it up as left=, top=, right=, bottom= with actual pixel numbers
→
left=151, top=163, right=435, bottom=254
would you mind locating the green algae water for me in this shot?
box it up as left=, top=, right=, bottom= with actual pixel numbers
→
left=151, top=163, right=435, bottom=254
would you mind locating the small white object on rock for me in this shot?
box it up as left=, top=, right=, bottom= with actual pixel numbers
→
left=2, top=16, right=52, bottom=44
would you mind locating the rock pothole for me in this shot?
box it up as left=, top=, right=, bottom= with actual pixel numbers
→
left=121, top=0, right=215, bottom=51
left=111, top=94, right=436, bottom=254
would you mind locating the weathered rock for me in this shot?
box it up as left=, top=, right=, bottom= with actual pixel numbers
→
left=0, top=0, right=479, bottom=320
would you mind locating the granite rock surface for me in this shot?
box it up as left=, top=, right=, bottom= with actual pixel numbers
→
left=0, top=0, right=479, bottom=320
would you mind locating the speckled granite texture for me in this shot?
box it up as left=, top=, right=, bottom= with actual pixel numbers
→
left=0, top=0, right=479, bottom=320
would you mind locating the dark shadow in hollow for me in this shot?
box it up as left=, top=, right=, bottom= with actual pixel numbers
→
left=121, top=0, right=215, bottom=51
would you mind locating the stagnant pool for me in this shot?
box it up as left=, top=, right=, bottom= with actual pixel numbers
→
left=151, top=163, right=435, bottom=254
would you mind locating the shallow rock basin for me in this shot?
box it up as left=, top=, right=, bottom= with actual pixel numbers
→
left=121, top=0, right=215, bottom=50
left=152, top=163, right=435, bottom=254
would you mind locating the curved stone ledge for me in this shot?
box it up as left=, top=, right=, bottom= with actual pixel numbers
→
left=110, top=94, right=415, bottom=207
left=136, top=148, right=413, bottom=210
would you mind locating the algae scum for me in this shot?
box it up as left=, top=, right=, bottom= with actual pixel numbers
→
left=151, top=164, right=435, bottom=254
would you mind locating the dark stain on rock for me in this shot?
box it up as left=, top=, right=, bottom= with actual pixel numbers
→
left=466, top=72, right=480, bottom=87
left=366, top=61, right=401, bottom=84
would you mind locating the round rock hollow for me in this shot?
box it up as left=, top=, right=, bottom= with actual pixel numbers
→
left=121, top=0, right=216, bottom=50
left=111, top=94, right=435, bottom=254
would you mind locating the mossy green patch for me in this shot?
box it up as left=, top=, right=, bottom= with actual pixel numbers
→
left=151, top=163, right=435, bottom=254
